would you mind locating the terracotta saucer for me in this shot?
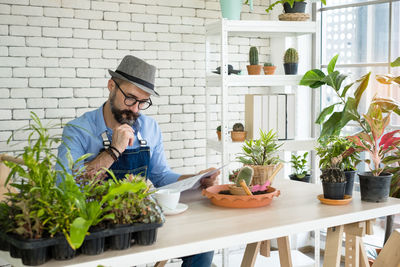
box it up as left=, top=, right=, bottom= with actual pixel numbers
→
left=317, top=194, right=352, bottom=205
left=202, top=184, right=280, bottom=208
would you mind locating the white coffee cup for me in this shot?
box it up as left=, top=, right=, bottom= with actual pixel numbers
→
left=154, top=189, right=180, bottom=211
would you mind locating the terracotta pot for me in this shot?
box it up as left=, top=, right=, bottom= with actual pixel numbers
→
left=202, top=184, right=280, bottom=208
left=246, top=65, right=262, bottom=75
left=263, top=66, right=276, bottom=75
left=217, top=131, right=221, bottom=141
left=247, top=164, right=277, bottom=186
left=231, top=131, right=246, bottom=142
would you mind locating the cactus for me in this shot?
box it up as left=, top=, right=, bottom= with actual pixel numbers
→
left=320, top=167, right=345, bottom=183
left=264, top=62, right=274, bottom=67
left=216, top=125, right=221, bottom=132
left=235, top=166, right=254, bottom=187
left=284, top=48, right=299, bottom=64
left=249, top=47, right=259, bottom=65
left=232, top=122, right=244, bottom=132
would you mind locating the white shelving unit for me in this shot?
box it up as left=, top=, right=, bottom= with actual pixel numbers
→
left=204, top=18, right=320, bottom=184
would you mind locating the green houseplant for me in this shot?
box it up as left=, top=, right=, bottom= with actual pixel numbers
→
left=231, top=122, right=246, bottom=142
left=283, top=48, right=298, bottom=75
left=237, top=129, right=282, bottom=186
left=263, top=62, right=276, bottom=75
left=316, top=136, right=360, bottom=195
left=247, top=46, right=262, bottom=75
left=216, top=125, right=221, bottom=141
left=265, top=0, right=326, bottom=14
left=289, top=152, right=310, bottom=183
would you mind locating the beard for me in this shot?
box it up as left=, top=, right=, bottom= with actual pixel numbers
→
left=110, top=92, right=140, bottom=127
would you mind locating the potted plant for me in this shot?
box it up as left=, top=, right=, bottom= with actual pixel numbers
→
left=320, top=157, right=347, bottom=200
left=237, top=129, right=282, bottom=186
left=265, top=0, right=326, bottom=14
left=316, top=136, right=360, bottom=195
left=216, top=125, right=221, bottom=141
left=289, top=152, right=310, bottom=183
left=283, top=48, right=298, bottom=75
left=263, top=62, right=276, bottom=75
left=247, top=47, right=262, bottom=75
left=231, top=122, right=247, bottom=142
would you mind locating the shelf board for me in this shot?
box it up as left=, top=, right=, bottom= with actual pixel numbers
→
left=206, top=74, right=302, bottom=87
left=206, top=20, right=317, bottom=37
left=207, top=138, right=317, bottom=154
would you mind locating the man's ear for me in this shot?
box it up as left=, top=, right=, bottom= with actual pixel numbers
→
left=107, top=79, right=115, bottom=93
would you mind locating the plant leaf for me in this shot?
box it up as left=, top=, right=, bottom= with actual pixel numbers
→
left=327, top=54, right=339, bottom=74
left=315, top=102, right=340, bottom=124
left=354, top=72, right=371, bottom=107
left=379, top=130, right=400, bottom=150
left=322, top=71, right=347, bottom=92
left=299, top=69, right=326, bottom=87
left=320, top=112, right=343, bottom=138
left=391, top=57, right=400, bottom=67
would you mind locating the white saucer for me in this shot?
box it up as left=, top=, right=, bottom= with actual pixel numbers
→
left=163, top=203, right=188, bottom=216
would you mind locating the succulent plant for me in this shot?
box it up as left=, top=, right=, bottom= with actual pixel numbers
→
left=216, top=125, right=221, bottom=132
left=232, top=122, right=244, bottom=132
left=264, top=62, right=274, bottom=67
left=320, top=168, right=346, bottom=183
left=284, top=48, right=298, bottom=64
left=249, top=47, right=259, bottom=65
left=235, top=166, right=254, bottom=187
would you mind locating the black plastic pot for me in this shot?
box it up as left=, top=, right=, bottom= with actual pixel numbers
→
left=9, top=244, right=21, bottom=258
left=109, top=232, right=132, bottom=250
left=81, top=236, right=105, bottom=255
left=289, top=174, right=311, bottom=183
left=133, top=229, right=158, bottom=246
left=21, top=247, right=48, bottom=266
left=322, top=181, right=347, bottom=200
left=284, top=63, right=298, bottom=75
left=0, top=235, right=9, bottom=251
left=344, top=170, right=356, bottom=196
left=283, top=2, right=307, bottom=13
left=52, top=236, right=76, bottom=261
left=358, top=172, right=392, bottom=202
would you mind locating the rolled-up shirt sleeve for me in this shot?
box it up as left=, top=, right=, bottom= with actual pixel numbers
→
left=148, top=124, right=180, bottom=188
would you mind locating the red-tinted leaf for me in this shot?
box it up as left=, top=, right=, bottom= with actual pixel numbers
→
left=380, top=130, right=400, bottom=150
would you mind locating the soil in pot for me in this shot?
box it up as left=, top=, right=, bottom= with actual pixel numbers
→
left=133, top=229, right=158, bottom=246
left=283, top=2, right=307, bottom=13
left=344, top=170, right=356, bottom=196
left=219, top=189, right=268, bottom=195
left=52, top=236, right=76, bottom=261
left=246, top=65, right=262, bottom=75
left=289, top=174, right=311, bottom=183
left=358, top=172, right=392, bottom=202
left=322, top=182, right=347, bottom=200
left=284, top=63, right=298, bottom=75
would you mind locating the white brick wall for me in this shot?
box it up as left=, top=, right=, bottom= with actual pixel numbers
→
left=0, top=0, right=270, bottom=174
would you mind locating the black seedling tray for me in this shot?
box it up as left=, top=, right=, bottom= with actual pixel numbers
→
left=0, top=222, right=163, bottom=266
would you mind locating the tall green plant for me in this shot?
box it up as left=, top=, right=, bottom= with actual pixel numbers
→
left=237, top=129, right=282, bottom=165
left=264, top=0, right=327, bottom=13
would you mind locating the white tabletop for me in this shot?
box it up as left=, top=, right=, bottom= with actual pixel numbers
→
left=2, top=179, right=400, bottom=267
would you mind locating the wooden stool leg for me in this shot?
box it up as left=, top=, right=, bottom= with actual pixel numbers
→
left=277, top=236, right=292, bottom=267
left=372, top=229, right=400, bottom=267
left=324, top=225, right=344, bottom=267
left=241, top=242, right=261, bottom=267
left=358, top=238, right=369, bottom=267
left=260, top=240, right=271, bottom=257
left=345, top=234, right=360, bottom=267
left=155, top=260, right=168, bottom=267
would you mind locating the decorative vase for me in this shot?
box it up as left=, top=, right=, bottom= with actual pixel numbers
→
left=219, top=0, right=253, bottom=20
left=231, top=131, right=246, bottom=142
left=263, top=66, right=277, bottom=75
left=246, top=65, right=262, bottom=75
left=358, top=172, right=392, bottom=202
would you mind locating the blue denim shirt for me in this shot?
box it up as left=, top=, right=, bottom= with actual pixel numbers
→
left=57, top=104, right=180, bottom=187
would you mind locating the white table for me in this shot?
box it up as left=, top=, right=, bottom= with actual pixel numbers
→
left=2, top=179, right=400, bottom=267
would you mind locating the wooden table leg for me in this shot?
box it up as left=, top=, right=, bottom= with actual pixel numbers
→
left=154, top=260, right=168, bottom=267
left=277, top=236, right=292, bottom=267
left=260, top=240, right=271, bottom=257
left=323, top=225, right=344, bottom=267
left=241, top=242, right=261, bottom=267
left=372, top=229, right=400, bottom=267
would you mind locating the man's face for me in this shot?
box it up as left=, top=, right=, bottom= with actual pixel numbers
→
left=109, top=81, right=150, bottom=126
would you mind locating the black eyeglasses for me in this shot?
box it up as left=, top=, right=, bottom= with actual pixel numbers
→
left=113, top=80, right=152, bottom=110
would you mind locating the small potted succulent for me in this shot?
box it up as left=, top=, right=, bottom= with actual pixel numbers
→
left=216, top=125, right=221, bottom=141
left=316, top=136, right=360, bottom=196
left=283, top=48, right=298, bottom=75
left=289, top=152, right=310, bottom=183
left=247, top=46, right=262, bottom=75
left=231, top=122, right=247, bottom=142
left=237, top=129, right=282, bottom=186
left=263, top=62, right=276, bottom=75
left=320, top=158, right=347, bottom=200
left=265, top=0, right=327, bottom=14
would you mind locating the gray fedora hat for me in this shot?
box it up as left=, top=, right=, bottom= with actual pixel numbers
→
left=108, top=55, right=159, bottom=97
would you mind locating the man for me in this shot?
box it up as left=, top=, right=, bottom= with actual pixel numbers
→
left=57, top=55, right=218, bottom=267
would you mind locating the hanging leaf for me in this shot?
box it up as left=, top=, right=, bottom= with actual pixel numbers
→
left=354, top=72, right=371, bottom=107
left=327, top=54, right=339, bottom=74
left=315, top=103, right=340, bottom=124
left=391, top=57, right=400, bottom=67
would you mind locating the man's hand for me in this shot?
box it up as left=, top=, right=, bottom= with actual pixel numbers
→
left=199, top=167, right=220, bottom=189
left=111, top=124, right=135, bottom=153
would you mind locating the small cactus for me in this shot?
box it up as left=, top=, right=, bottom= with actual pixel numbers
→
left=235, top=166, right=254, bottom=187
left=232, top=122, right=244, bottom=132
left=249, top=47, right=259, bottom=65
left=264, top=62, right=274, bottom=67
left=320, top=167, right=346, bottom=183
left=284, top=48, right=299, bottom=64
left=216, top=125, right=221, bottom=132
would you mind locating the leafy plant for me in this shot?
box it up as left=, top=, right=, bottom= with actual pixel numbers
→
left=320, top=168, right=346, bottom=183
left=264, top=62, right=274, bottom=67
left=290, top=152, right=309, bottom=178
left=249, top=47, right=259, bottom=65
left=229, top=168, right=240, bottom=182
left=237, top=129, right=282, bottom=166
left=264, top=0, right=326, bottom=13
left=284, top=48, right=298, bottom=64
left=383, top=148, right=400, bottom=198
left=316, top=136, right=360, bottom=171
left=232, top=123, right=244, bottom=132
